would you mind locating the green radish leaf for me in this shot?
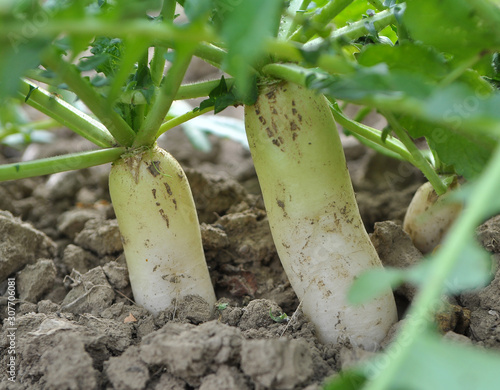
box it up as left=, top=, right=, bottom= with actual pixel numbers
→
left=348, top=268, right=405, bottom=305
left=399, top=115, right=494, bottom=180
left=425, top=127, right=492, bottom=180
left=0, top=41, right=45, bottom=100
left=364, top=331, right=500, bottom=390
left=404, top=0, right=500, bottom=57
left=197, top=75, right=256, bottom=113
left=183, top=0, right=213, bottom=21
left=357, top=42, right=448, bottom=81
left=441, top=239, right=493, bottom=293
left=107, top=38, right=151, bottom=106
left=323, top=368, right=367, bottom=390
left=218, top=0, right=283, bottom=97
left=405, top=239, right=493, bottom=294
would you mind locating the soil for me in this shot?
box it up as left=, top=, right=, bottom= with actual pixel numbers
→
left=2, top=64, right=500, bottom=389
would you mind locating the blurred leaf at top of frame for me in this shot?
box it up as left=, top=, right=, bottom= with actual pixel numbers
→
left=404, top=0, right=500, bottom=60
left=211, top=0, right=284, bottom=102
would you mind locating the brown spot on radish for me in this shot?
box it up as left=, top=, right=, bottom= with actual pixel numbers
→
left=292, top=100, right=296, bottom=106
left=272, top=108, right=278, bottom=114
left=172, top=199, right=177, bottom=210
left=277, top=199, right=287, bottom=216
left=292, top=132, right=298, bottom=141
left=156, top=202, right=160, bottom=206
left=152, top=188, right=157, bottom=199
left=266, top=127, right=273, bottom=138
left=147, top=161, right=161, bottom=177
left=159, top=209, right=170, bottom=228
left=272, top=139, right=280, bottom=147
left=265, top=91, right=275, bottom=100
left=153, top=265, right=159, bottom=272
left=258, top=116, right=266, bottom=124
left=292, top=108, right=297, bottom=115
left=290, top=121, right=298, bottom=131
left=164, top=182, right=173, bottom=196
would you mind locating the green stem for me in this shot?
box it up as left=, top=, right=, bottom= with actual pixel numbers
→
left=150, top=46, right=167, bottom=87
left=156, top=106, right=213, bottom=138
left=329, top=104, right=412, bottom=162
left=162, top=0, right=177, bottom=20
left=262, top=63, right=309, bottom=85
left=17, top=79, right=115, bottom=148
left=382, top=110, right=447, bottom=195
left=0, top=147, right=126, bottom=181
left=176, top=78, right=235, bottom=100
left=117, top=78, right=235, bottom=105
left=367, top=0, right=387, bottom=11
left=290, top=0, right=355, bottom=43
left=328, top=8, right=396, bottom=43
left=283, top=0, right=312, bottom=39
left=42, top=49, right=136, bottom=147
left=134, top=47, right=195, bottom=147
left=365, top=143, right=500, bottom=390
left=0, top=19, right=216, bottom=45
left=193, top=43, right=227, bottom=68
left=150, top=0, right=176, bottom=86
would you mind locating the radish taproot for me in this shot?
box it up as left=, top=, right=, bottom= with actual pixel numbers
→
left=109, top=145, right=216, bottom=314
left=245, top=81, right=397, bottom=349
left=403, top=181, right=463, bottom=254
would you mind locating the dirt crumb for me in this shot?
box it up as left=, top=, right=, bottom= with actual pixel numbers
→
left=17, top=259, right=57, bottom=302
left=74, top=219, right=122, bottom=256
left=140, top=321, right=242, bottom=387
left=241, top=338, right=314, bottom=390
left=0, top=210, right=56, bottom=280
left=105, top=346, right=150, bottom=390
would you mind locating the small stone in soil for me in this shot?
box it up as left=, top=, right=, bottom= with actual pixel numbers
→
left=239, top=299, right=285, bottom=331
left=0, top=211, right=56, bottom=280
left=17, top=259, right=57, bottom=303
left=240, top=338, right=314, bottom=390
left=140, top=321, right=242, bottom=387
left=40, top=332, right=99, bottom=390
left=57, top=208, right=104, bottom=240
left=74, top=219, right=122, bottom=256
left=62, top=244, right=98, bottom=274
left=199, top=365, right=250, bottom=390
left=103, top=260, right=129, bottom=290
left=105, top=346, right=149, bottom=390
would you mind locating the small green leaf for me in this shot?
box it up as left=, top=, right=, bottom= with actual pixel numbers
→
left=269, top=308, right=288, bottom=323
left=323, top=368, right=367, bottom=390
left=25, top=85, right=38, bottom=103
left=348, top=268, right=404, bottom=305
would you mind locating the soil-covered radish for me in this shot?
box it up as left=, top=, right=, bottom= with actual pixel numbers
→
left=109, top=145, right=216, bottom=314
left=245, top=82, right=397, bottom=349
left=403, top=181, right=463, bottom=254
